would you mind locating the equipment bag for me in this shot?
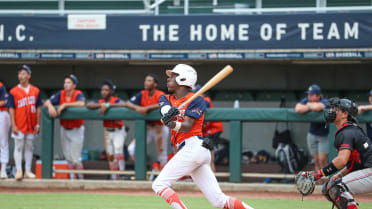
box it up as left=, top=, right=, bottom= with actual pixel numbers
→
left=275, top=142, right=307, bottom=173
left=273, top=97, right=307, bottom=173
left=272, top=97, right=292, bottom=149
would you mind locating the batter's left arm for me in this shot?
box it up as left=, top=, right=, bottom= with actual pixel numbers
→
left=166, top=116, right=196, bottom=133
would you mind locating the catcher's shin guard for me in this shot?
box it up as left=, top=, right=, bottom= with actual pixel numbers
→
left=325, top=179, right=358, bottom=209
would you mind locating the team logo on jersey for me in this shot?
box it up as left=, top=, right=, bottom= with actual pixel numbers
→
left=191, top=108, right=202, bottom=115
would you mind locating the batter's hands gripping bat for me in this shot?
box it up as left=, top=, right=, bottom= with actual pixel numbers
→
left=161, top=106, right=180, bottom=126
left=179, top=65, right=234, bottom=109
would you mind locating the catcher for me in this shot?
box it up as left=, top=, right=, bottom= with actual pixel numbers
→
left=296, top=97, right=372, bottom=209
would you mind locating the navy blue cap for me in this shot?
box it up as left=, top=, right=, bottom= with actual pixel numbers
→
left=369, top=89, right=372, bottom=95
left=305, top=84, right=321, bottom=94
left=101, top=79, right=116, bottom=91
left=16, top=64, right=32, bottom=74
left=64, top=74, right=79, bottom=85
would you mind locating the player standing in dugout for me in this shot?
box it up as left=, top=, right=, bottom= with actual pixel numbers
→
left=7, top=65, right=42, bottom=180
left=152, top=64, right=254, bottom=209
left=296, top=98, right=372, bottom=209
left=86, top=80, right=127, bottom=180
left=0, top=81, right=10, bottom=179
left=126, top=74, right=170, bottom=170
left=43, top=74, right=86, bottom=179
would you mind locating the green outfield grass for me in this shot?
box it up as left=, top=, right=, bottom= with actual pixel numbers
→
left=0, top=193, right=371, bottom=209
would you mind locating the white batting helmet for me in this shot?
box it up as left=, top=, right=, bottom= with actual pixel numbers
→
left=166, top=64, right=197, bottom=88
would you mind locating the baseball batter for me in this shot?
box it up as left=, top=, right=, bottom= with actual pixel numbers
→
left=87, top=80, right=127, bottom=180
left=152, top=64, right=254, bottom=209
left=44, top=74, right=86, bottom=179
left=7, top=65, right=42, bottom=180
left=126, top=74, right=169, bottom=167
left=0, top=81, right=10, bottom=179
left=299, top=98, right=372, bottom=209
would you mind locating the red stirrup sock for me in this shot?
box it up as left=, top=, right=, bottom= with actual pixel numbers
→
left=347, top=203, right=358, bottom=209
left=159, top=187, right=187, bottom=209
left=224, top=197, right=254, bottom=209
left=116, top=154, right=125, bottom=171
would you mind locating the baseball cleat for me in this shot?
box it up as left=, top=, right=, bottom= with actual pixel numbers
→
left=24, top=171, right=36, bottom=179
left=0, top=170, right=7, bottom=179
left=15, top=169, right=23, bottom=180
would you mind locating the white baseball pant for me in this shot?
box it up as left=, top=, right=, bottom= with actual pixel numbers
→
left=152, top=136, right=228, bottom=208
left=104, top=127, right=126, bottom=158
left=128, top=125, right=169, bottom=165
left=11, top=131, right=37, bottom=171
left=0, top=111, right=10, bottom=170
left=60, top=126, right=84, bottom=166
left=104, top=127, right=127, bottom=179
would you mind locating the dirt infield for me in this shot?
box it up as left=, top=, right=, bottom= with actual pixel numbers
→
left=1, top=188, right=371, bottom=203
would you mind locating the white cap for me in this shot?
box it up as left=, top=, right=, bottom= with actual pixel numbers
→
left=166, top=64, right=197, bottom=88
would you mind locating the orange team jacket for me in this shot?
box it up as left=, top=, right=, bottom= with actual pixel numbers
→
left=0, top=82, right=8, bottom=111
left=202, top=96, right=224, bottom=137
left=7, top=84, right=42, bottom=134
left=130, top=89, right=165, bottom=125
left=49, top=89, right=85, bottom=129
left=159, top=92, right=206, bottom=146
left=98, top=96, right=124, bottom=129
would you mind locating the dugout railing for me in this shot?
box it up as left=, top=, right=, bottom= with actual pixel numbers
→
left=41, top=107, right=372, bottom=182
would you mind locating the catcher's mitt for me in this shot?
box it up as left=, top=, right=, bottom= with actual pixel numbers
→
left=161, top=106, right=180, bottom=126
left=295, top=171, right=316, bottom=196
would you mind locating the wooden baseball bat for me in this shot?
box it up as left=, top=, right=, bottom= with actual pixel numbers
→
left=179, top=65, right=234, bottom=109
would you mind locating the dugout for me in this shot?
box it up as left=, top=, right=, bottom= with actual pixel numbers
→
left=1, top=10, right=372, bottom=179
left=1, top=60, right=372, bottom=168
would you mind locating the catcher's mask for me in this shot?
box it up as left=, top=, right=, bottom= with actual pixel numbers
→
left=324, top=97, right=358, bottom=124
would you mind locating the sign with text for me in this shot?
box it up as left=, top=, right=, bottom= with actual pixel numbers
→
left=67, top=15, right=106, bottom=30
left=0, top=13, right=371, bottom=50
